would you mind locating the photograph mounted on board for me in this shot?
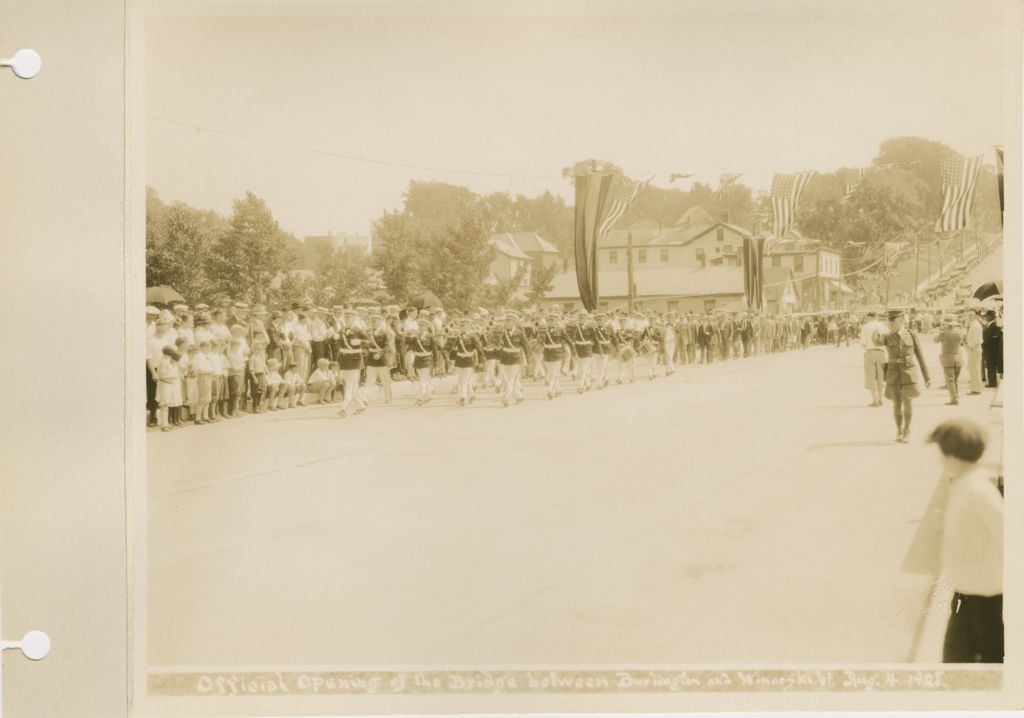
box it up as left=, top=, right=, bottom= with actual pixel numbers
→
left=138, top=0, right=1017, bottom=713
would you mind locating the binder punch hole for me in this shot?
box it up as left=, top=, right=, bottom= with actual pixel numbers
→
left=1, top=631, right=50, bottom=661
left=0, top=48, right=42, bottom=79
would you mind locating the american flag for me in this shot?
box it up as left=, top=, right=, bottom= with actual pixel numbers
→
left=595, top=174, right=648, bottom=238
left=934, top=154, right=984, bottom=233
left=995, top=147, right=1004, bottom=225
left=714, top=173, right=742, bottom=200
left=770, top=171, right=814, bottom=238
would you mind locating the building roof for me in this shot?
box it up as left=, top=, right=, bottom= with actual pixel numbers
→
left=678, top=222, right=753, bottom=247
left=599, top=226, right=667, bottom=248
left=673, top=205, right=717, bottom=229
left=600, top=220, right=753, bottom=249
left=547, top=266, right=745, bottom=300
left=492, top=231, right=558, bottom=255
left=488, top=236, right=531, bottom=261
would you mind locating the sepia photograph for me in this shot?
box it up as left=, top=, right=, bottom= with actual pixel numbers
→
left=137, top=0, right=1017, bottom=713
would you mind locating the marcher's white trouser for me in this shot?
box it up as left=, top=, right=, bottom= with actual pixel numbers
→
left=544, top=360, right=562, bottom=394
left=455, top=366, right=475, bottom=401
left=501, top=364, right=523, bottom=403
left=338, top=369, right=365, bottom=412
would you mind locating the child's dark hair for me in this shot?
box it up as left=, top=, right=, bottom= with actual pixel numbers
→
left=927, top=418, right=987, bottom=463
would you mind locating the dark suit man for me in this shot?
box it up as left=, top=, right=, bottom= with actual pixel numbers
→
left=982, top=311, right=1003, bottom=388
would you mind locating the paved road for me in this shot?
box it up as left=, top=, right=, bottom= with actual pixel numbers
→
left=148, top=341, right=1001, bottom=668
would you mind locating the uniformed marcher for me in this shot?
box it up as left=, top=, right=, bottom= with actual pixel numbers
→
left=409, top=319, right=436, bottom=406
left=538, top=314, right=568, bottom=399
left=878, top=309, right=931, bottom=443
left=446, top=318, right=482, bottom=406
left=364, top=309, right=395, bottom=404
left=335, top=308, right=368, bottom=418
left=589, top=314, right=614, bottom=388
left=662, top=313, right=678, bottom=376
left=570, top=312, right=596, bottom=392
left=497, top=312, right=531, bottom=407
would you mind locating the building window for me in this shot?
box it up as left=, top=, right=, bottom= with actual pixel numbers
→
left=772, top=255, right=782, bottom=267
left=724, top=245, right=733, bottom=255
left=638, top=249, right=647, bottom=263
left=716, top=227, right=725, bottom=242
left=609, top=250, right=618, bottom=264
left=660, top=248, right=669, bottom=262
left=668, top=300, right=679, bottom=312
left=794, top=256, right=804, bottom=273
left=696, top=248, right=706, bottom=268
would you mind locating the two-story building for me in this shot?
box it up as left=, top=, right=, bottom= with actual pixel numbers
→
left=596, top=206, right=754, bottom=273
left=488, top=234, right=534, bottom=286
left=488, top=231, right=561, bottom=292
left=764, top=237, right=847, bottom=310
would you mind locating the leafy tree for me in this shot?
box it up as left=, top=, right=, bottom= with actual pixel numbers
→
left=371, top=210, right=429, bottom=302
left=527, top=261, right=560, bottom=304
left=208, top=191, right=295, bottom=303
left=313, top=247, right=373, bottom=304
left=483, top=263, right=529, bottom=309
left=416, top=205, right=494, bottom=311
left=146, top=190, right=222, bottom=303
left=267, top=270, right=316, bottom=308
left=403, top=181, right=477, bottom=225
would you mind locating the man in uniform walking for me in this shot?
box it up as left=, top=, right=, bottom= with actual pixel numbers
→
left=498, top=313, right=531, bottom=406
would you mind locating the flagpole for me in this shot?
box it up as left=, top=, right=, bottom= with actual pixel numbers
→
left=884, top=246, right=891, bottom=306
left=627, top=231, right=635, bottom=314
left=914, top=233, right=921, bottom=298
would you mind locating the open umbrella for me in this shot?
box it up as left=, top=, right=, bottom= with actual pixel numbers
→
left=408, top=291, right=442, bottom=311
left=973, top=280, right=1002, bottom=300
left=146, top=285, right=185, bottom=305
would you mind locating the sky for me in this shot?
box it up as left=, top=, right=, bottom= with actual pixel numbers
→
left=145, top=0, right=1013, bottom=239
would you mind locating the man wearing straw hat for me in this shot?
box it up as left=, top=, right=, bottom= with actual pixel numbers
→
left=934, top=314, right=966, bottom=405
left=859, top=311, right=888, bottom=408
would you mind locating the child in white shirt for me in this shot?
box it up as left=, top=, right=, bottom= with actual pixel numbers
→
left=265, top=358, right=284, bottom=410
left=283, top=362, right=305, bottom=408
left=155, top=346, right=182, bottom=431
left=307, top=358, right=334, bottom=404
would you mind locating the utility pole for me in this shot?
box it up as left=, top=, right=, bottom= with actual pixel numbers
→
left=938, top=237, right=943, bottom=278
left=914, top=233, right=921, bottom=297
left=626, top=231, right=636, bottom=313
left=884, top=246, right=891, bottom=306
